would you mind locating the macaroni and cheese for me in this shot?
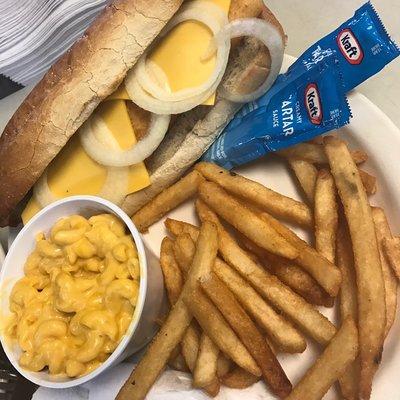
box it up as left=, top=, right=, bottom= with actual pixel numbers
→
left=5, top=214, right=140, bottom=377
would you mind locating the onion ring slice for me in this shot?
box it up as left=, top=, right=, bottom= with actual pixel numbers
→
left=146, top=60, right=170, bottom=93
left=80, top=113, right=171, bottom=167
left=125, top=2, right=230, bottom=114
left=97, top=167, right=129, bottom=205
left=134, top=5, right=228, bottom=102
left=214, top=18, right=285, bottom=103
left=125, top=68, right=223, bottom=115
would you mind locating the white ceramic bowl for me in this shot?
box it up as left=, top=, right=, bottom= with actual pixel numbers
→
left=0, top=196, right=167, bottom=388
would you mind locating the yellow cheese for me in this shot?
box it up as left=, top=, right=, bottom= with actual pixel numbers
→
left=47, top=136, right=107, bottom=197
left=148, top=0, right=231, bottom=105
left=106, top=85, right=130, bottom=101
left=21, top=199, right=41, bottom=224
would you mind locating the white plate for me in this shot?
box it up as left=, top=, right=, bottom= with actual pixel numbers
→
left=1, top=55, right=400, bottom=398
left=142, top=57, right=400, bottom=399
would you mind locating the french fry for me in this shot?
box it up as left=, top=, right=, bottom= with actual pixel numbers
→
left=132, top=170, right=203, bottom=232
left=174, top=232, right=228, bottom=400
left=160, top=237, right=183, bottom=305
left=359, top=169, right=377, bottom=196
left=222, top=367, right=260, bottom=389
left=383, top=236, right=400, bottom=280
left=286, top=318, right=359, bottom=400
left=165, top=218, right=199, bottom=241
left=372, top=207, right=397, bottom=337
left=288, top=158, right=318, bottom=204
left=195, top=162, right=312, bottom=227
left=259, top=211, right=341, bottom=297
left=173, top=233, right=196, bottom=274
left=182, top=327, right=221, bottom=396
left=168, top=352, right=189, bottom=372
left=314, top=169, right=338, bottom=264
left=160, top=233, right=219, bottom=396
left=181, top=326, right=219, bottom=397
left=202, top=380, right=220, bottom=398
left=161, top=235, right=213, bottom=392
left=336, top=222, right=358, bottom=327
left=324, top=136, right=386, bottom=399
left=166, top=215, right=320, bottom=311
left=337, top=221, right=359, bottom=400
left=198, top=181, right=298, bottom=260
left=167, top=344, right=180, bottom=363
left=184, top=287, right=262, bottom=377
left=279, top=142, right=368, bottom=165
left=166, top=233, right=220, bottom=395
left=217, top=354, right=232, bottom=378
left=288, top=159, right=375, bottom=200
left=349, top=150, right=370, bottom=165
left=160, top=233, right=218, bottom=395
left=238, top=233, right=332, bottom=307
left=201, top=273, right=292, bottom=398
left=181, top=323, right=200, bottom=372
left=118, top=300, right=190, bottom=400
left=308, top=137, right=324, bottom=145
left=196, top=200, right=336, bottom=344
left=225, top=256, right=336, bottom=345
left=214, top=258, right=306, bottom=353
left=193, top=334, right=219, bottom=388
left=171, top=220, right=307, bottom=353
left=117, top=221, right=218, bottom=400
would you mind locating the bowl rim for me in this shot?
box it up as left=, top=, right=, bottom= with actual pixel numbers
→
left=0, top=195, right=147, bottom=388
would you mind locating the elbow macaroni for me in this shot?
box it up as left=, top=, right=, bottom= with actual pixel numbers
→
left=6, top=214, right=140, bottom=377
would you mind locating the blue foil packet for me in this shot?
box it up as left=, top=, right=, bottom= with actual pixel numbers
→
left=203, top=54, right=351, bottom=169
left=203, top=1, right=399, bottom=169
left=291, top=1, right=399, bottom=92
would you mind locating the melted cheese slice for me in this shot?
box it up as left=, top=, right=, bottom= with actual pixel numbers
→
left=148, top=0, right=231, bottom=105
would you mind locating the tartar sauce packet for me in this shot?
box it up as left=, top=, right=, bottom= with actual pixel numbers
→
left=203, top=55, right=351, bottom=169
left=203, top=1, right=399, bottom=169
left=292, top=1, right=399, bottom=92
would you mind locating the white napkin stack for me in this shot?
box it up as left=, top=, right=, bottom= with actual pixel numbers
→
left=0, top=0, right=108, bottom=85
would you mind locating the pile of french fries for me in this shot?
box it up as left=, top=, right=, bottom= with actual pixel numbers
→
left=117, top=135, right=400, bottom=400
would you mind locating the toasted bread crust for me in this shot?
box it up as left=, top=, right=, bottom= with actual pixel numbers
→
left=0, top=0, right=183, bottom=225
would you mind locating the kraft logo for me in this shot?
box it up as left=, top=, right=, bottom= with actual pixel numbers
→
left=305, top=83, right=322, bottom=125
left=337, top=28, right=364, bottom=65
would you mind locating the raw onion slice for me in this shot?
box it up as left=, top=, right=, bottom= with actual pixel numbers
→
left=133, top=7, right=228, bottom=102
left=97, top=167, right=129, bottom=205
left=80, top=112, right=171, bottom=167
left=212, top=18, right=285, bottom=103
left=146, top=60, right=170, bottom=93
left=125, top=71, right=221, bottom=115
left=125, top=2, right=230, bottom=114
left=80, top=118, right=130, bottom=204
